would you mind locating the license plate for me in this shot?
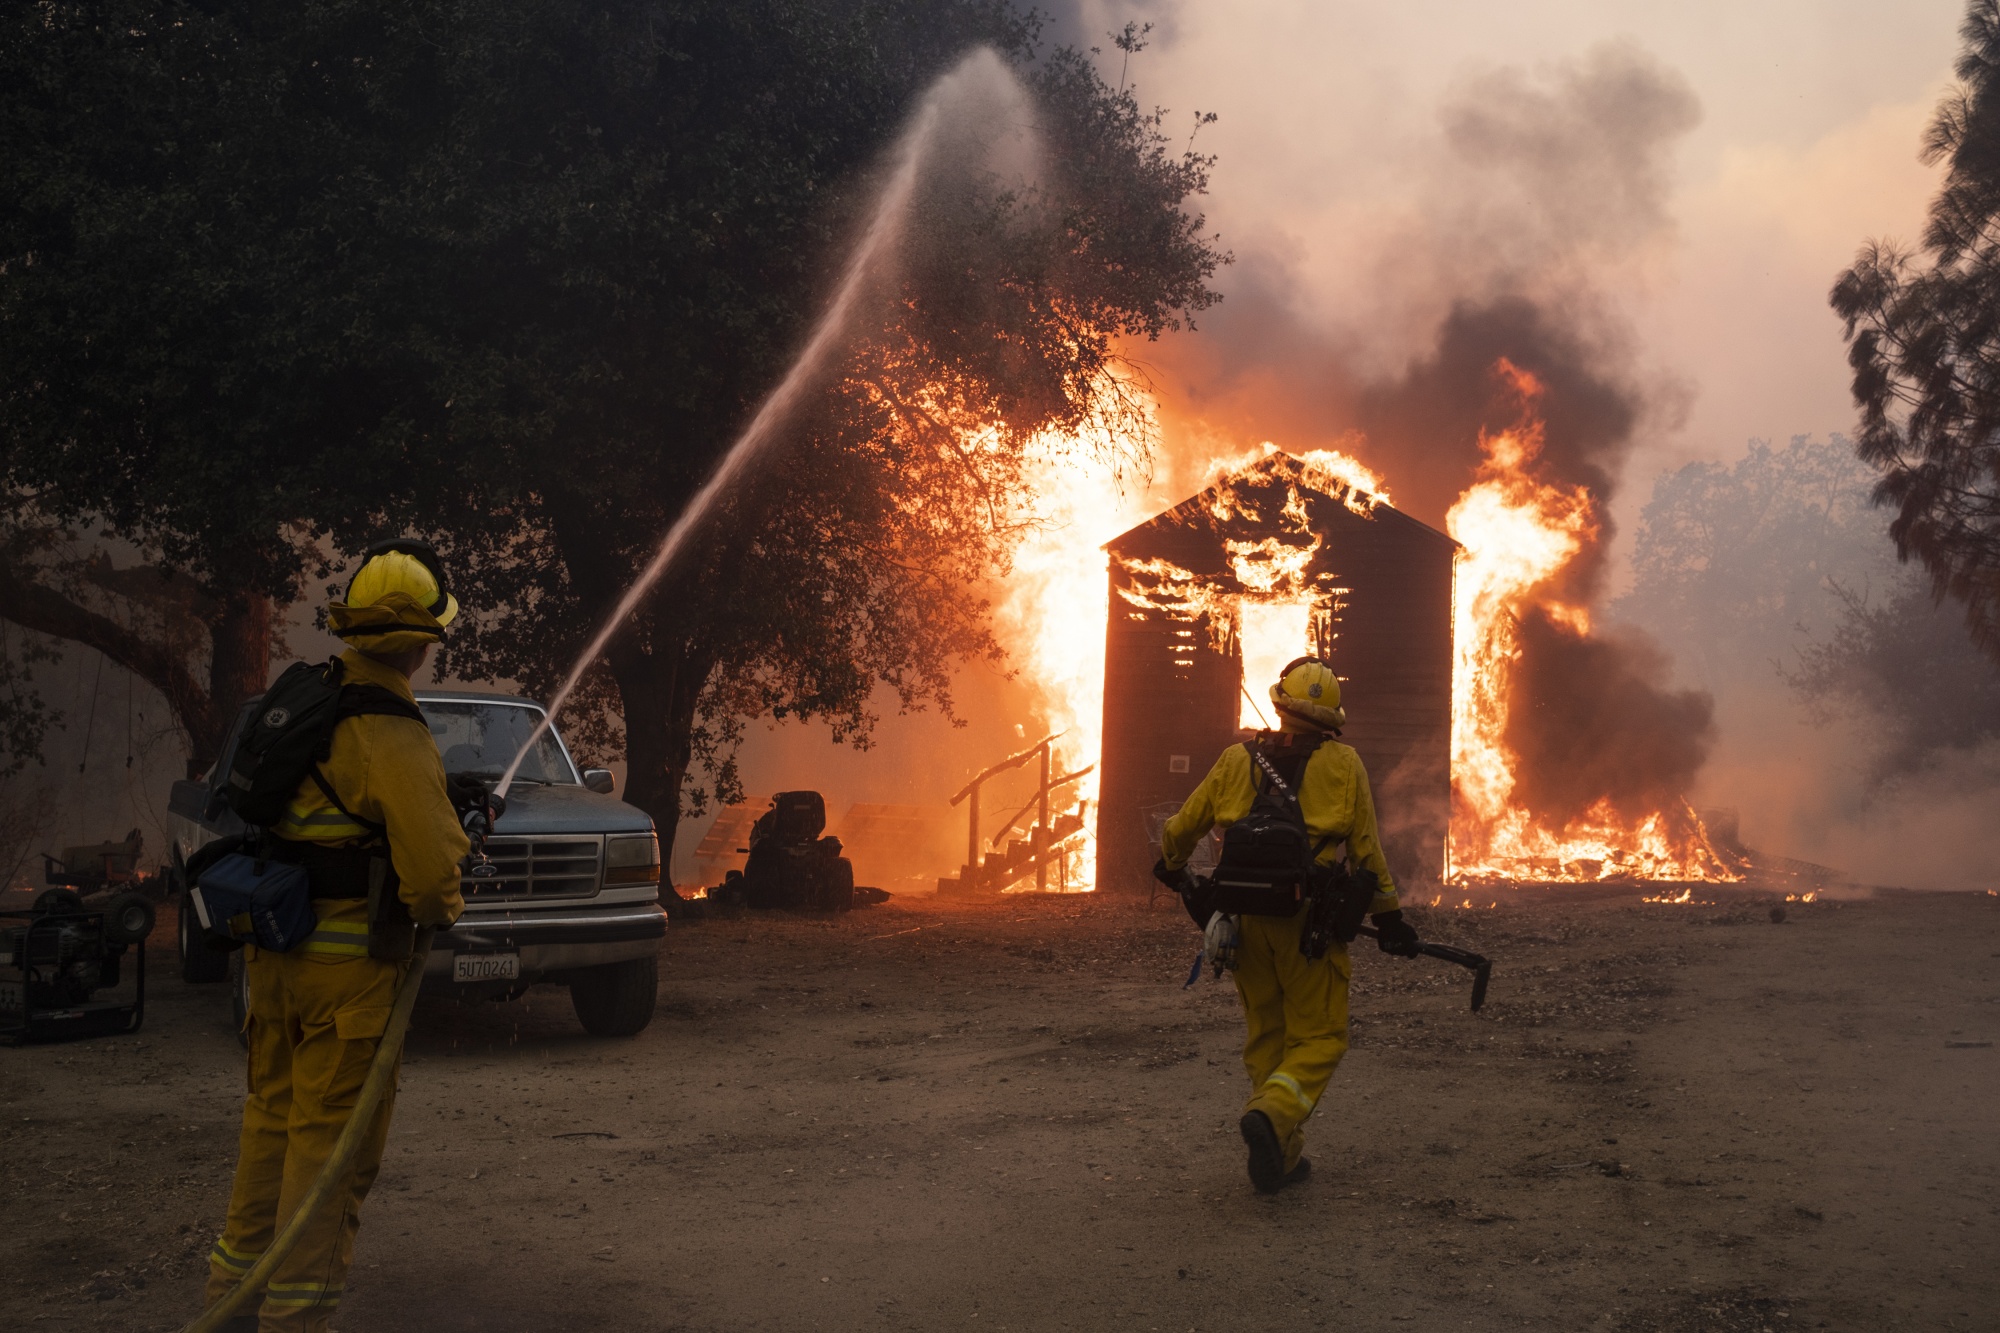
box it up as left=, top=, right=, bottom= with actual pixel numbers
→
left=453, top=952, right=520, bottom=983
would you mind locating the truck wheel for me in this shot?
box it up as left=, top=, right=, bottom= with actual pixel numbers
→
left=569, top=955, right=658, bottom=1037
left=176, top=873, right=231, bottom=984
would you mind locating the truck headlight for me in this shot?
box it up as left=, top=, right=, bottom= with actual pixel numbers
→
left=604, top=833, right=660, bottom=885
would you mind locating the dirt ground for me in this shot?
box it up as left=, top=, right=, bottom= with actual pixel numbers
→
left=3, top=885, right=1997, bottom=1332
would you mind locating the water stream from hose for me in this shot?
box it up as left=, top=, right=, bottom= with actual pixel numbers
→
left=495, top=52, right=1024, bottom=798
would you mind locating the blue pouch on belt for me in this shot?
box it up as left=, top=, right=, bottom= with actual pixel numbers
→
left=190, top=850, right=316, bottom=953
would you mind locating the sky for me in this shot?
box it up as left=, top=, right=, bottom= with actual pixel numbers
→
left=1060, top=0, right=1958, bottom=489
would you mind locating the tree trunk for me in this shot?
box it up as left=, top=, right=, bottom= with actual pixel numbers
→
left=189, top=590, right=276, bottom=774
left=0, top=558, right=275, bottom=778
left=603, top=636, right=709, bottom=876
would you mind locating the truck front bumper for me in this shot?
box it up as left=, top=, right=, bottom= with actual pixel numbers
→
left=425, top=900, right=667, bottom=978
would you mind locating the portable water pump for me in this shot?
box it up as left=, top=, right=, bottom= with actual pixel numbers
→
left=0, top=888, right=149, bottom=1042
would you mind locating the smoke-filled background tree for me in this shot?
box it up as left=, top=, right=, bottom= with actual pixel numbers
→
left=378, top=6, right=1222, bottom=844
left=1832, top=0, right=2000, bottom=662
left=1616, top=433, right=2000, bottom=870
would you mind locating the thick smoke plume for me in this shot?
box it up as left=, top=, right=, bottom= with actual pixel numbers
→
left=1354, top=298, right=1639, bottom=601
left=1504, top=607, right=1714, bottom=825
left=1148, top=42, right=1714, bottom=838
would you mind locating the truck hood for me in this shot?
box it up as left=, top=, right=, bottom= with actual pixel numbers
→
left=488, top=784, right=654, bottom=837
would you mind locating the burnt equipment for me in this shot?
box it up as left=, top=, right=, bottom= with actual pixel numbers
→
left=734, top=791, right=855, bottom=911
left=0, top=895, right=148, bottom=1043
left=40, top=827, right=159, bottom=948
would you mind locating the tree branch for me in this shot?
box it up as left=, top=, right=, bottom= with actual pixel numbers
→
left=0, top=561, right=210, bottom=743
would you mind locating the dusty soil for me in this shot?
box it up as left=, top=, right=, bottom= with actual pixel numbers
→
left=3, top=887, right=1996, bottom=1332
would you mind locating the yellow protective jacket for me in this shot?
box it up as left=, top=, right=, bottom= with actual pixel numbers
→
left=271, top=649, right=467, bottom=955
left=1160, top=729, right=1400, bottom=914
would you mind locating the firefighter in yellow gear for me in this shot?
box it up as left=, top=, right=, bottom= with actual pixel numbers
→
left=205, top=541, right=469, bottom=1331
left=1157, top=656, right=1420, bottom=1193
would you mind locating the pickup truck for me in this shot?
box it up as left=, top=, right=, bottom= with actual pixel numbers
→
left=166, top=686, right=668, bottom=1037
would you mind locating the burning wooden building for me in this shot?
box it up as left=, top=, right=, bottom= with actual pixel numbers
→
left=1095, top=451, right=1457, bottom=895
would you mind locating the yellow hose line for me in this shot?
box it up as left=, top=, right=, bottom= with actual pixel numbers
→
left=182, top=927, right=435, bottom=1333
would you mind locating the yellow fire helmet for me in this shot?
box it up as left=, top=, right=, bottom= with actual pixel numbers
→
left=1268, top=655, right=1346, bottom=733
left=327, top=539, right=459, bottom=655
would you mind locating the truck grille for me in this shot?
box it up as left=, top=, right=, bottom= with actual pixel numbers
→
left=464, top=837, right=600, bottom=900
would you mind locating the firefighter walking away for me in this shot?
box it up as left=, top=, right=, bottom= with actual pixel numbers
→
left=1154, top=657, right=1421, bottom=1193
left=201, top=541, right=469, bottom=1330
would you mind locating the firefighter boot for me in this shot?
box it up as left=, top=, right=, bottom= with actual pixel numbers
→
left=1239, top=1110, right=1286, bottom=1193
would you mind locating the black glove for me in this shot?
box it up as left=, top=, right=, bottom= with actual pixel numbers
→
left=446, top=773, right=487, bottom=815
left=1372, top=909, right=1421, bottom=957
left=1152, top=857, right=1195, bottom=895
left=446, top=774, right=506, bottom=820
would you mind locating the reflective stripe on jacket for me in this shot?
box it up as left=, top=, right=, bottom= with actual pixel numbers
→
left=1160, top=730, right=1400, bottom=913
left=271, top=649, right=467, bottom=949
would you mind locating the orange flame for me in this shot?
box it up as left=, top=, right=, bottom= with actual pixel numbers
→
left=1114, top=443, right=1381, bottom=729
left=994, top=364, right=1730, bottom=895
left=988, top=405, right=1163, bottom=891
left=1446, top=362, right=1738, bottom=885
left=993, top=424, right=1392, bottom=885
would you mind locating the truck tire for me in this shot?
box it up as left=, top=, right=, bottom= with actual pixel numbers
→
left=176, top=872, right=231, bottom=984
left=569, top=955, right=658, bottom=1037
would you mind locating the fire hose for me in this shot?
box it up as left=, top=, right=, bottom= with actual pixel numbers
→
left=179, top=924, right=434, bottom=1333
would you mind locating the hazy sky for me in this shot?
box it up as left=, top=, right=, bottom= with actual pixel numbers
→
left=1062, top=0, right=1960, bottom=480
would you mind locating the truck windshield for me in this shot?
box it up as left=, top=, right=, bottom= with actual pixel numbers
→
left=421, top=702, right=577, bottom=785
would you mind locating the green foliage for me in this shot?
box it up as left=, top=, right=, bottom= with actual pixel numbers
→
left=1, top=1, right=1225, bottom=824
left=1829, top=0, right=2000, bottom=661
left=362, top=3, right=1224, bottom=823
left=0, top=0, right=447, bottom=594
left=0, top=624, right=59, bottom=778
left=1788, top=577, right=2000, bottom=784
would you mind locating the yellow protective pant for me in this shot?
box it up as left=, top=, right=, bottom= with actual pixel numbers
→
left=1232, top=907, right=1352, bottom=1170
left=206, top=945, right=402, bottom=1332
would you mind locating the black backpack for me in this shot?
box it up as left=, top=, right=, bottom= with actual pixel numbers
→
left=1206, top=737, right=1335, bottom=918
left=219, top=658, right=426, bottom=835
left=1205, top=737, right=1379, bottom=954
